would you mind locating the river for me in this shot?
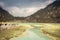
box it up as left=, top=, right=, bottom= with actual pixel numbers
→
left=10, top=28, right=52, bottom=40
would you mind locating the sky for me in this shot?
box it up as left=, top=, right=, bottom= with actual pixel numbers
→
left=0, top=0, right=55, bottom=17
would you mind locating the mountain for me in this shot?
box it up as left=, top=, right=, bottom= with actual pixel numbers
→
left=25, top=0, right=60, bottom=23
left=0, top=7, right=26, bottom=22
left=0, top=0, right=60, bottom=23
left=0, top=7, right=14, bottom=22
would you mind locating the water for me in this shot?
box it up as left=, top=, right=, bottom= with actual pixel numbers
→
left=10, top=28, right=52, bottom=40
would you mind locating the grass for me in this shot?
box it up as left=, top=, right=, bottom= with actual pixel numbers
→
left=0, top=23, right=60, bottom=40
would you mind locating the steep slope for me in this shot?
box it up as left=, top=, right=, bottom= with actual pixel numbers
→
left=0, top=7, right=14, bottom=22
left=26, top=0, right=60, bottom=23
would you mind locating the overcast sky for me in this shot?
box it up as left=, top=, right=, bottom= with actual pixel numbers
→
left=0, top=0, right=55, bottom=17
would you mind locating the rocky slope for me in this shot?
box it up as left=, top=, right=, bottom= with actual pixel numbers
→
left=26, top=0, right=60, bottom=23
left=0, top=7, right=14, bottom=22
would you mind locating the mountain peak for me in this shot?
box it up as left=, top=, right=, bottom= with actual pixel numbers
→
left=47, top=0, right=60, bottom=8
left=0, top=7, right=2, bottom=10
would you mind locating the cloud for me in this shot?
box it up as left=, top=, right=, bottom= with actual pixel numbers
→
left=0, top=0, right=55, bottom=17
left=38, top=0, right=55, bottom=8
left=0, top=2, right=5, bottom=7
left=7, top=6, right=39, bottom=17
